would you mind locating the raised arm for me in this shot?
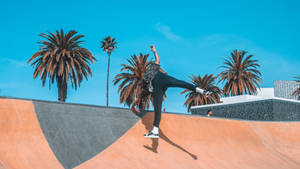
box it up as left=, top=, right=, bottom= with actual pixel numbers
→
left=150, top=45, right=160, bottom=64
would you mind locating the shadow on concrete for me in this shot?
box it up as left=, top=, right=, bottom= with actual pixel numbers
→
left=138, top=110, right=198, bottom=160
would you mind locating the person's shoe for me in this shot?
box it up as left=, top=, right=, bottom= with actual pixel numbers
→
left=144, top=131, right=159, bottom=138
left=196, top=87, right=212, bottom=95
left=195, top=87, right=204, bottom=94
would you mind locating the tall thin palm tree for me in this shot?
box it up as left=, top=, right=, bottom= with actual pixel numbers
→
left=181, top=74, right=222, bottom=111
left=218, top=50, right=262, bottom=96
left=292, top=75, right=300, bottom=100
left=101, top=36, right=117, bottom=107
left=28, top=29, right=96, bottom=102
left=113, top=53, right=152, bottom=110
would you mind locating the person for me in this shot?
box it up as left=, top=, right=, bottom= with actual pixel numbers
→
left=132, top=45, right=211, bottom=138
left=207, top=109, right=213, bottom=117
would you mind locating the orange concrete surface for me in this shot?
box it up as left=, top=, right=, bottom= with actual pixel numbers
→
left=76, top=112, right=300, bottom=169
left=0, top=99, right=64, bottom=169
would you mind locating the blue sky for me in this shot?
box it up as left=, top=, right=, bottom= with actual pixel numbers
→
left=0, top=0, right=300, bottom=113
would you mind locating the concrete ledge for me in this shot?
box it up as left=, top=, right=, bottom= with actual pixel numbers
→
left=191, top=98, right=300, bottom=121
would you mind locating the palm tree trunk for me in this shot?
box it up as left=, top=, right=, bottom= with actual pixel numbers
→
left=62, top=81, right=67, bottom=102
left=58, top=77, right=67, bottom=102
left=58, top=78, right=63, bottom=102
left=106, top=53, right=111, bottom=107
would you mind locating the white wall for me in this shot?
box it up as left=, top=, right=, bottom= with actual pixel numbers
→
left=220, top=88, right=274, bottom=104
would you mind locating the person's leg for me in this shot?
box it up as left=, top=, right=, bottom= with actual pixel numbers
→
left=152, top=88, right=164, bottom=128
left=162, top=74, right=196, bottom=91
left=144, top=75, right=165, bottom=138
left=159, top=72, right=208, bottom=94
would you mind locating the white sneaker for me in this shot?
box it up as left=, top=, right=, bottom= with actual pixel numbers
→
left=144, top=131, right=159, bottom=138
left=195, top=87, right=204, bottom=94
left=196, top=87, right=212, bottom=95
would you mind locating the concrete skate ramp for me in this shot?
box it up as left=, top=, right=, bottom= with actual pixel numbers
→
left=1, top=98, right=300, bottom=169
left=0, top=98, right=140, bottom=169
left=32, top=100, right=140, bottom=169
left=76, top=112, right=300, bottom=169
left=0, top=99, right=64, bottom=169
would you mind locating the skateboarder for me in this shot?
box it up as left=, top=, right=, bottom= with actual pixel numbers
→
left=133, top=45, right=211, bottom=138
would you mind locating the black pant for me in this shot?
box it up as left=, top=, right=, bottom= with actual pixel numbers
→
left=152, top=72, right=195, bottom=127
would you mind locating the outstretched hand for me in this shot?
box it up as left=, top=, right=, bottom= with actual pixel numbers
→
left=150, top=45, right=157, bottom=53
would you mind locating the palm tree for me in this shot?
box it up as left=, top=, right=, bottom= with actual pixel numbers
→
left=28, top=29, right=96, bottom=102
left=181, top=74, right=222, bottom=111
left=101, top=36, right=117, bottom=107
left=218, top=50, right=262, bottom=96
left=292, top=75, right=300, bottom=99
left=113, top=53, right=152, bottom=110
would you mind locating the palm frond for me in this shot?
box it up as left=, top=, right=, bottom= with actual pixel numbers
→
left=182, top=74, right=222, bottom=111
left=217, top=49, right=262, bottom=96
left=292, top=76, right=300, bottom=99
left=28, top=29, right=96, bottom=101
left=113, top=53, right=152, bottom=109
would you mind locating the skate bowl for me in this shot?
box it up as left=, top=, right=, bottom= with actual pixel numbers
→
left=1, top=97, right=300, bottom=169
